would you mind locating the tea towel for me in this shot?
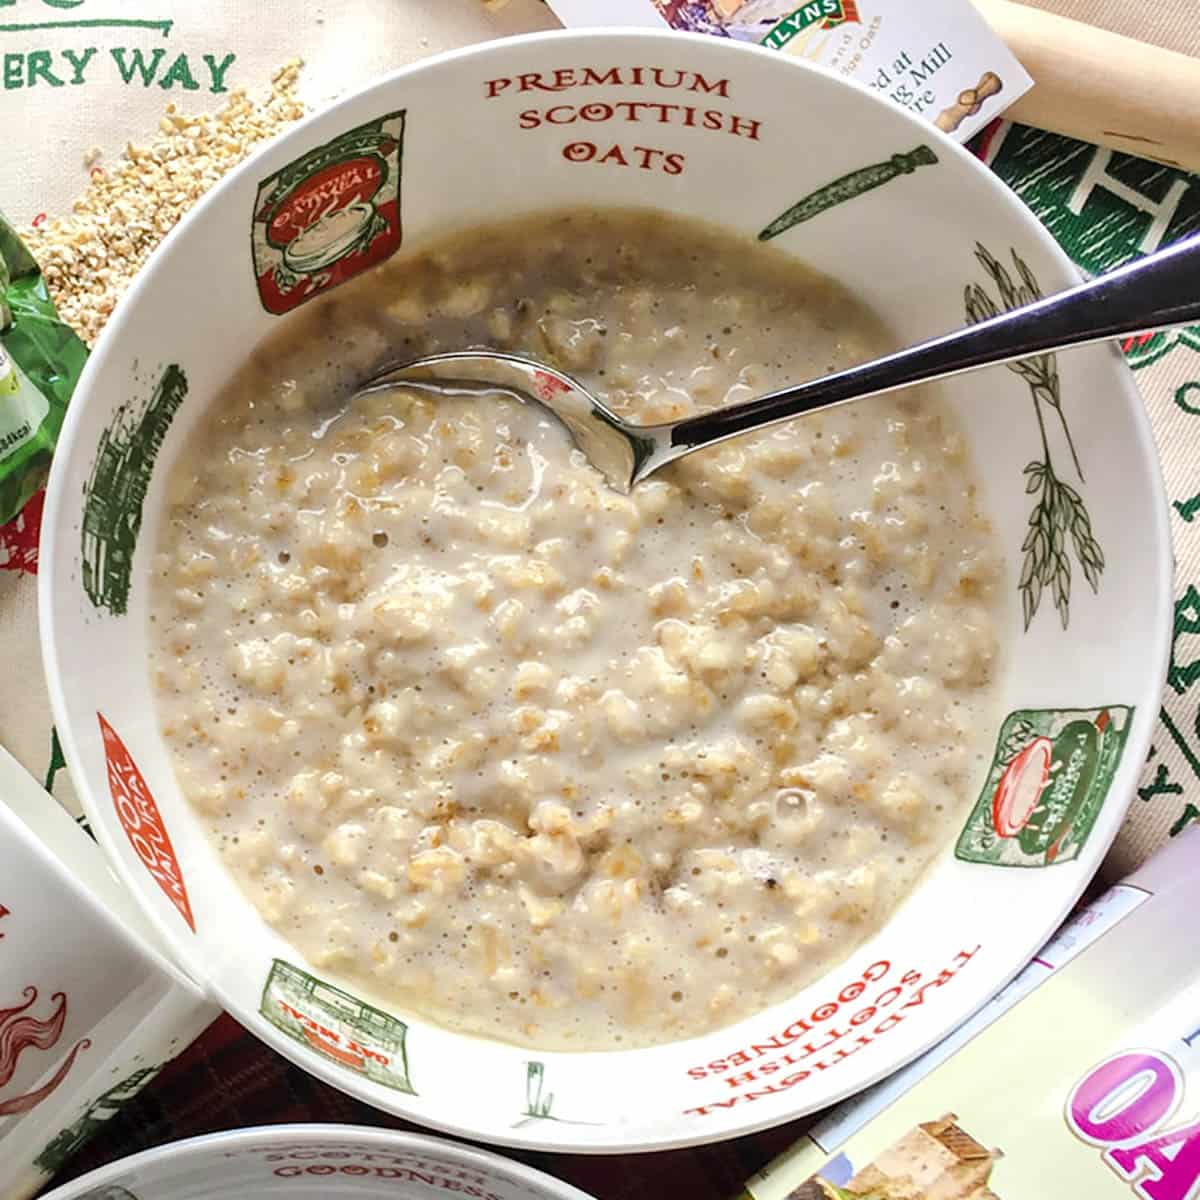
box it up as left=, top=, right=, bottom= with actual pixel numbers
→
left=1, top=0, right=1198, bottom=883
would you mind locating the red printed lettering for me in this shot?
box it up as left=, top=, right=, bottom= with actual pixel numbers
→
left=838, top=979, right=867, bottom=1003
left=682, top=949, right=978, bottom=1115
left=582, top=66, right=622, bottom=87
left=597, top=143, right=629, bottom=167
left=99, top=711, right=195, bottom=931
left=689, top=71, right=729, bottom=96
left=519, top=100, right=757, bottom=141
left=724, top=1069, right=765, bottom=1089
left=728, top=114, right=761, bottom=140
left=485, top=66, right=730, bottom=99
left=266, top=157, right=383, bottom=246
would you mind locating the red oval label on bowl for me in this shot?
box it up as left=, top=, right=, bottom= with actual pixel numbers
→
left=991, top=735, right=1053, bottom=837
left=266, top=155, right=385, bottom=247
left=98, top=712, right=196, bottom=932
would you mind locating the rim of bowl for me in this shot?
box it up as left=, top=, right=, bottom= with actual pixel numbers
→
left=38, top=1123, right=596, bottom=1199
left=39, top=26, right=1176, bottom=1154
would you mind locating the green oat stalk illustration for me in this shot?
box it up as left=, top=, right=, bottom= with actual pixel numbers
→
left=35, top=1065, right=162, bottom=1175
left=964, top=245, right=1104, bottom=630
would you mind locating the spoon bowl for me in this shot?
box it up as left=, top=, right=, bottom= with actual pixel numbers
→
left=355, top=351, right=653, bottom=493
left=355, top=227, right=1200, bottom=492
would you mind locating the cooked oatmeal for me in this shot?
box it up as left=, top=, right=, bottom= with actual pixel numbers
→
left=150, top=210, right=1004, bottom=1049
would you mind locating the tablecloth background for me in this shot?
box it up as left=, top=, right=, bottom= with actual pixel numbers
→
left=1016, top=0, right=1200, bottom=55
left=46, top=1012, right=806, bottom=1198
left=2, top=1, right=1199, bottom=1195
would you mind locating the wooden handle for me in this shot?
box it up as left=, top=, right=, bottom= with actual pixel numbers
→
left=935, top=70, right=1003, bottom=132
left=974, top=0, right=1200, bottom=171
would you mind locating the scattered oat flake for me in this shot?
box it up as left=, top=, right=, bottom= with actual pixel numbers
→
left=23, top=60, right=307, bottom=347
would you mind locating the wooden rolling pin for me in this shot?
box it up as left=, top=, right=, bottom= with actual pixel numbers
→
left=974, top=0, right=1200, bottom=171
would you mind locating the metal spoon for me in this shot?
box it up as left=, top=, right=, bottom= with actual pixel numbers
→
left=353, top=232, right=1200, bottom=494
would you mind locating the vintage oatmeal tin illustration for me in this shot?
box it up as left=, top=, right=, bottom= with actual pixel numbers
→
left=956, top=706, right=1133, bottom=867
left=252, top=110, right=406, bottom=315
left=260, top=959, right=414, bottom=1094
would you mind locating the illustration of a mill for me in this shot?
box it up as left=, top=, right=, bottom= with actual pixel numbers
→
left=35, top=1066, right=162, bottom=1176
left=799, top=1113, right=1004, bottom=1199
left=81, top=364, right=187, bottom=615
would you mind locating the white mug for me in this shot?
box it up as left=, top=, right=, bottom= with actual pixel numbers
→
left=0, top=745, right=218, bottom=1200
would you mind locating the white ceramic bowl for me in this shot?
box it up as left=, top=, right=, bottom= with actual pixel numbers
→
left=38, top=1124, right=594, bottom=1200
left=0, top=746, right=217, bottom=1200
left=40, top=30, right=1171, bottom=1152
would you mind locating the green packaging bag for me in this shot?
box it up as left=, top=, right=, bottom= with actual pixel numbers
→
left=0, top=213, right=88, bottom=524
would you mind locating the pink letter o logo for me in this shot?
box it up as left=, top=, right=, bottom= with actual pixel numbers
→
left=1067, top=1050, right=1182, bottom=1145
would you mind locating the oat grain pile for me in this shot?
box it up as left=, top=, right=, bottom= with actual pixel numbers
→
left=23, top=62, right=307, bottom=347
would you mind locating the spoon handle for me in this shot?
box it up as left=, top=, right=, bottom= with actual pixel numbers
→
left=661, top=231, right=1200, bottom=462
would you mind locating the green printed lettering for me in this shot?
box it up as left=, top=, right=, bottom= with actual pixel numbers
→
left=158, top=51, right=199, bottom=91
left=3, top=53, right=21, bottom=89
left=1138, top=760, right=1183, bottom=805
left=1169, top=585, right=1200, bottom=696
left=62, top=45, right=96, bottom=84
left=1176, top=381, right=1200, bottom=415
left=1172, top=802, right=1200, bottom=837
left=110, top=46, right=164, bottom=86
left=1161, top=708, right=1200, bottom=782
left=1175, top=492, right=1200, bottom=524
left=27, top=48, right=63, bottom=87
left=203, top=51, right=235, bottom=94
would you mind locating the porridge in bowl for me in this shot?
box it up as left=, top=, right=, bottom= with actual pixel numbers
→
left=150, top=210, right=1004, bottom=1050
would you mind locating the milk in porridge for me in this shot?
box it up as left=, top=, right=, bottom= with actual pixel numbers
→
left=150, top=210, right=1005, bottom=1049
